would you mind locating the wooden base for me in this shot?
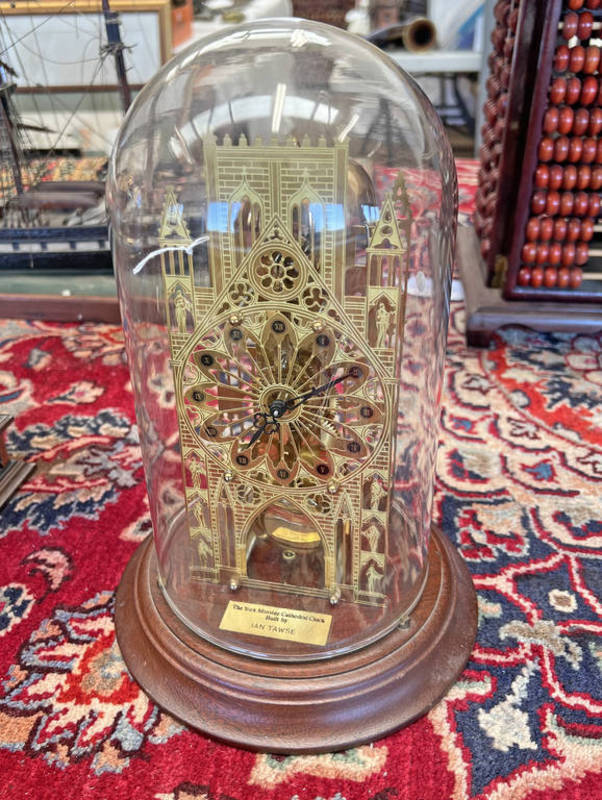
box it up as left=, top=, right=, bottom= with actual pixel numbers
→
left=114, top=525, right=477, bottom=753
left=458, top=226, right=602, bottom=348
left=0, top=415, right=35, bottom=509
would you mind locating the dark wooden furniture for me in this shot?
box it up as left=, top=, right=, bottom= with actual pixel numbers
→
left=115, top=525, right=477, bottom=753
left=466, top=0, right=602, bottom=344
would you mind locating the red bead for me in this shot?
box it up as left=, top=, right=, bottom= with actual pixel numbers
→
left=568, top=0, right=584, bottom=8
left=582, top=137, right=597, bottom=163
left=586, top=0, right=601, bottom=8
left=518, top=267, right=532, bottom=286
left=549, top=242, right=562, bottom=265
left=544, top=107, right=559, bottom=133
left=567, top=217, right=582, bottom=241
left=581, top=218, right=595, bottom=240
left=563, top=243, right=577, bottom=266
left=557, top=267, right=570, bottom=288
left=531, top=191, right=547, bottom=215
left=558, top=106, right=574, bottom=134
left=546, top=191, right=561, bottom=215
left=554, top=218, right=568, bottom=241
left=550, top=77, right=567, bottom=104
left=540, top=217, right=555, bottom=241
left=575, top=241, right=589, bottom=264
left=591, top=166, right=602, bottom=190
left=554, top=136, right=570, bottom=162
left=580, top=76, right=597, bottom=105
left=568, top=138, right=583, bottom=163
left=555, top=46, right=570, bottom=72
left=577, top=165, right=591, bottom=189
left=561, top=192, right=575, bottom=216
left=522, top=242, right=537, bottom=263
left=588, top=193, right=600, bottom=217
left=574, top=191, right=589, bottom=215
left=536, top=243, right=550, bottom=264
left=588, top=108, right=602, bottom=136
left=570, top=46, right=586, bottom=73
left=481, top=238, right=490, bottom=258
left=563, top=164, right=578, bottom=190
left=539, top=137, right=554, bottom=162
left=531, top=266, right=544, bottom=288
left=562, top=11, right=579, bottom=39
left=526, top=217, right=541, bottom=241
left=535, top=164, right=550, bottom=188
left=569, top=267, right=583, bottom=288
left=578, top=11, right=594, bottom=39
left=544, top=267, right=558, bottom=288
left=573, top=108, right=590, bottom=135
left=583, top=46, right=600, bottom=74
left=549, top=164, right=564, bottom=189
left=497, top=93, right=508, bottom=116
left=566, top=77, right=582, bottom=105
left=597, top=139, right=602, bottom=163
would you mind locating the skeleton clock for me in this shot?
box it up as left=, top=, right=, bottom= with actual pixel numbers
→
left=109, top=18, right=477, bottom=750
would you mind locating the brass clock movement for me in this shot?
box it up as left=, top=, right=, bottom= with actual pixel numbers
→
left=110, top=18, right=477, bottom=750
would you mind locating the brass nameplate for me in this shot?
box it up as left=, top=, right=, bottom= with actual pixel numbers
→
left=219, top=601, right=332, bottom=645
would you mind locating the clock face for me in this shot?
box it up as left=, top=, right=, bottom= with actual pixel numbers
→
left=180, top=308, right=387, bottom=492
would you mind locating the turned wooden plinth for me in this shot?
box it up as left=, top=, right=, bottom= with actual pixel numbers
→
left=115, top=525, right=477, bottom=753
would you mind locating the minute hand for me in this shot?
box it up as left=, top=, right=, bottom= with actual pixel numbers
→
left=287, top=373, right=350, bottom=411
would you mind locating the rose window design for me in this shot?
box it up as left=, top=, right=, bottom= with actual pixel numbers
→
left=181, top=311, right=386, bottom=490
left=251, top=247, right=305, bottom=299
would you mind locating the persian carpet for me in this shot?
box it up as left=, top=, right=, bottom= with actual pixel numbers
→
left=0, top=161, right=600, bottom=800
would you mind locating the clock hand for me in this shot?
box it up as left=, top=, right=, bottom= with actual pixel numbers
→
left=243, top=412, right=280, bottom=450
left=286, top=372, right=351, bottom=412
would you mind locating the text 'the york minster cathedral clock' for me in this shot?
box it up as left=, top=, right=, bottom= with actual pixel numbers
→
left=108, top=18, right=477, bottom=752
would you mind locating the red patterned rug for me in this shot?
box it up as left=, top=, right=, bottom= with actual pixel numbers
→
left=0, top=161, right=601, bottom=800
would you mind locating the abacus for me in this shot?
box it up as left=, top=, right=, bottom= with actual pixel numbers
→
left=473, top=0, right=602, bottom=303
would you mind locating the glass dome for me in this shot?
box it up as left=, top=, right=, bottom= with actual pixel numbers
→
left=108, top=18, right=457, bottom=662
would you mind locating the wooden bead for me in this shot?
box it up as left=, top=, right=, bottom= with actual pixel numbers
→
left=563, top=164, right=578, bottom=190
left=554, top=218, right=568, bottom=241
left=549, top=164, right=564, bottom=190
left=544, top=107, right=559, bottom=133
left=574, top=191, right=589, bottom=215
left=555, top=46, right=570, bottom=72
left=526, top=217, right=541, bottom=241
left=568, top=0, right=584, bottom=8
left=546, top=191, right=561, bottom=215
left=560, top=191, right=575, bottom=216
left=497, top=93, right=508, bottom=116
left=596, top=138, right=602, bottom=163
left=557, top=267, right=570, bottom=288
left=580, top=76, right=597, bottom=105
left=503, top=38, right=515, bottom=60
left=567, top=217, right=582, bottom=241
left=591, top=166, right=602, bottom=190
left=517, top=267, right=532, bottom=286
left=522, top=242, right=537, bottom=263
left=554, top=136, right=570, bottom=162
left=578, top=11, right=594, bottom=39
left=540, top=217, right=555, bottom=241
left=580, top=218, right=595, bottom=240
left=544, top=267, right=558, bottom=288
left=531, top=266, right=544, bottom=288
left=586, top=0, right=600, bottom=8
left=481, top=238, right=490, bottom=258
left=536, top=243, right=550, bottom=264
left=573, top=108, right=590, bottom=135
left=569, top=267, right=583, bottom=288
left=509, top=7, right=519, bottom=30
left=577, top=165, right=591, bottom=189
left=550, top=77, right=567, bottom=104
left=588, top=193, right=600, bottom=217
left=569, top=46, right=585, bottom=73
left=535, top=164, right=550, bottom=188
left=588, top=108, right=602, bottom=136
left=566, top=77, right=582, bottom=105
left=539, top=137, right=555, bottom=162
left=583, top=46, right=600, bottom=74
left=486, top=75, right=501, bottom=96
left=491, top=28, right=505, bottom=53
left=562, top=11, right=579, bottom=39
left=575, top=241, right=589, bottom=264
left=582, top=137, right=597, bottom=163
left=558, top=106, right=574, bottom=134
left=568, top=138, right=583, bottom=163
left=549, top=242, right=562, bottom=265
left=485, top=99, right=497, bottom=125
left=563, top=243, right=577, bottom=266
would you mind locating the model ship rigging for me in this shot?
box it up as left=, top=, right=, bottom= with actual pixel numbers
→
left=0, top=0, right=131, bottom=268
